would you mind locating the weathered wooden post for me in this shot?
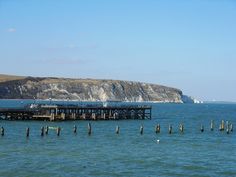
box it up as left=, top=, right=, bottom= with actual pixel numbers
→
left=1, top=127, right=4, bottom=136
left=179, top=123, right=184, bottom=133
left=92, top=113, right=96, bottom=120
left=26, top=127, right=30, bottom=137
left=140, top=125, right=144, bottom=135
left=116, top=125, right=120, bottom=134
left=102, top=113, right=106, bottom=120
left=230, top=123, right=233, bottom=132
left=41, top=126, right=44, bottom=136
left=113, top=113, right=117, bottom=120
left=155, top=124, right=160, bottom=133
left=200, top=125, right=204, bottom=132
left=226, top=121, right=229, bottom=133
left=73, top=125, right=77, bottom=134
left=88, top=123, right=92, bottom=135
left=220, top=120, right=225, bottom=131
left=210, top=120, right=214, bottom=131
left=168, top=124, right=172, bottom=134
left=57, top=127, right=61, bottom=136
left=226, top=123, right=230, bottom=134
left=222, top=120, right=225, bottom=130
left=45, top=126, right=49, bottom=135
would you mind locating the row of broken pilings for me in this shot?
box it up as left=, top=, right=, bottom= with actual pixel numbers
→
left=0, top=124, right=91, bottom=137
left=0, top=120, right=233, bottom=137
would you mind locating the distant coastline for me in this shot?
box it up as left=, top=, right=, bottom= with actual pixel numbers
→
left=203, top=101, right=236, bottom=104
left=0, top=74, right=196, bottom=103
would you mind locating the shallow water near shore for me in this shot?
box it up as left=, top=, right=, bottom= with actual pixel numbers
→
left=0, top=101, right=236, bottom=176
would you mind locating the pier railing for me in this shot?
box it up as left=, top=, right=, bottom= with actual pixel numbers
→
left=0, top=104, right=152, bottom=121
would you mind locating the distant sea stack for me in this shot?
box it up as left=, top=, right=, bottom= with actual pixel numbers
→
left=0, top=74, right=194, bottom=103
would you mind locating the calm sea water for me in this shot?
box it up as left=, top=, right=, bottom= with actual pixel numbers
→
left=0, top=100, right=236, bottom=177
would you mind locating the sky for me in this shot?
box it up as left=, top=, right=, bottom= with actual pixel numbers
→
left=0, top=0, right=236, bottom=101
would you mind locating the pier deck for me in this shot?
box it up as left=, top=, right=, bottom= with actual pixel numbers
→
left=0, top=104, right=152, bottom=121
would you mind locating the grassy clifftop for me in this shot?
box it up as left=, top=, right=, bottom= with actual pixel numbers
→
left=0, top=74, right=26, bottom=83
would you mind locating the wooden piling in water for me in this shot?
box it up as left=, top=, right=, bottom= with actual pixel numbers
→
left=41, top=127, right=44, bottom=136
left=230, top=123, right=233, bottom=132
left=210, top=120, right=214, bottom=131
left=226, top=124, right=230, bottom=134
left=220, top=120, right=225, bottom=131
left=88, top=123, right=92, bottom=135
left=226, top=121, right=229, bottom=127
left=73, top=125, right=77, bottom=134
left=179, top=124, right=184, bottom=133
left=57, top=127, right=61, bottom=136
left=116, top=125, right=120, bottom=134
left=1, top=127, right=4, bottom=136
left=155, top=124, right=160, bottom=133
left=222, top=120, right=225, bottom=130
left=45, top=126, right=49, bottom=135
left=168, top=124, right=172, bottom=134
left=201, top=125, right=204, bottom=132
left=26, top=127, right=30, bottom=137
left=226, top=121, right=229, bottom=133
left=140, top=125, right=144, bottom=135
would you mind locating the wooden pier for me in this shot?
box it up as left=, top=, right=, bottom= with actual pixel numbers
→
left=0, top=104, right=152, bottom=121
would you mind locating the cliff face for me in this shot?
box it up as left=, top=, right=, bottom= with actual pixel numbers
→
left=0, top=75, right=192, bottom=103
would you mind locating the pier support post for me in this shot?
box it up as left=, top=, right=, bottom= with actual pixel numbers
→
left=92, top=113, right=96, bottom=120
left=50, top=113, right=55, bottom=121
left=82, top=113, right=86, bottom=120
left=113, top=113, right=117, bottom=120
left=61, top=113, right=65, bottom=120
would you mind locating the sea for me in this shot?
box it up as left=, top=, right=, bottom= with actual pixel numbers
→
left=0, top=100, right=235, bottom=177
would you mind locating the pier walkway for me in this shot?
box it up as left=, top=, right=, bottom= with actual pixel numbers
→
left=0, top=104, right=152, bottom=121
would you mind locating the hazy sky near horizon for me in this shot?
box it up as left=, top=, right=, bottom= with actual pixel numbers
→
left=0, top=0, right=236, bottom=101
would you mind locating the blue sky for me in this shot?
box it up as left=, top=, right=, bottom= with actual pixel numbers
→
left=0, top=0, right=236, bottom=101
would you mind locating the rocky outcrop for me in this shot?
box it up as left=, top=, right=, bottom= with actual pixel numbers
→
left=0, top=75, right=194, bottom=103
